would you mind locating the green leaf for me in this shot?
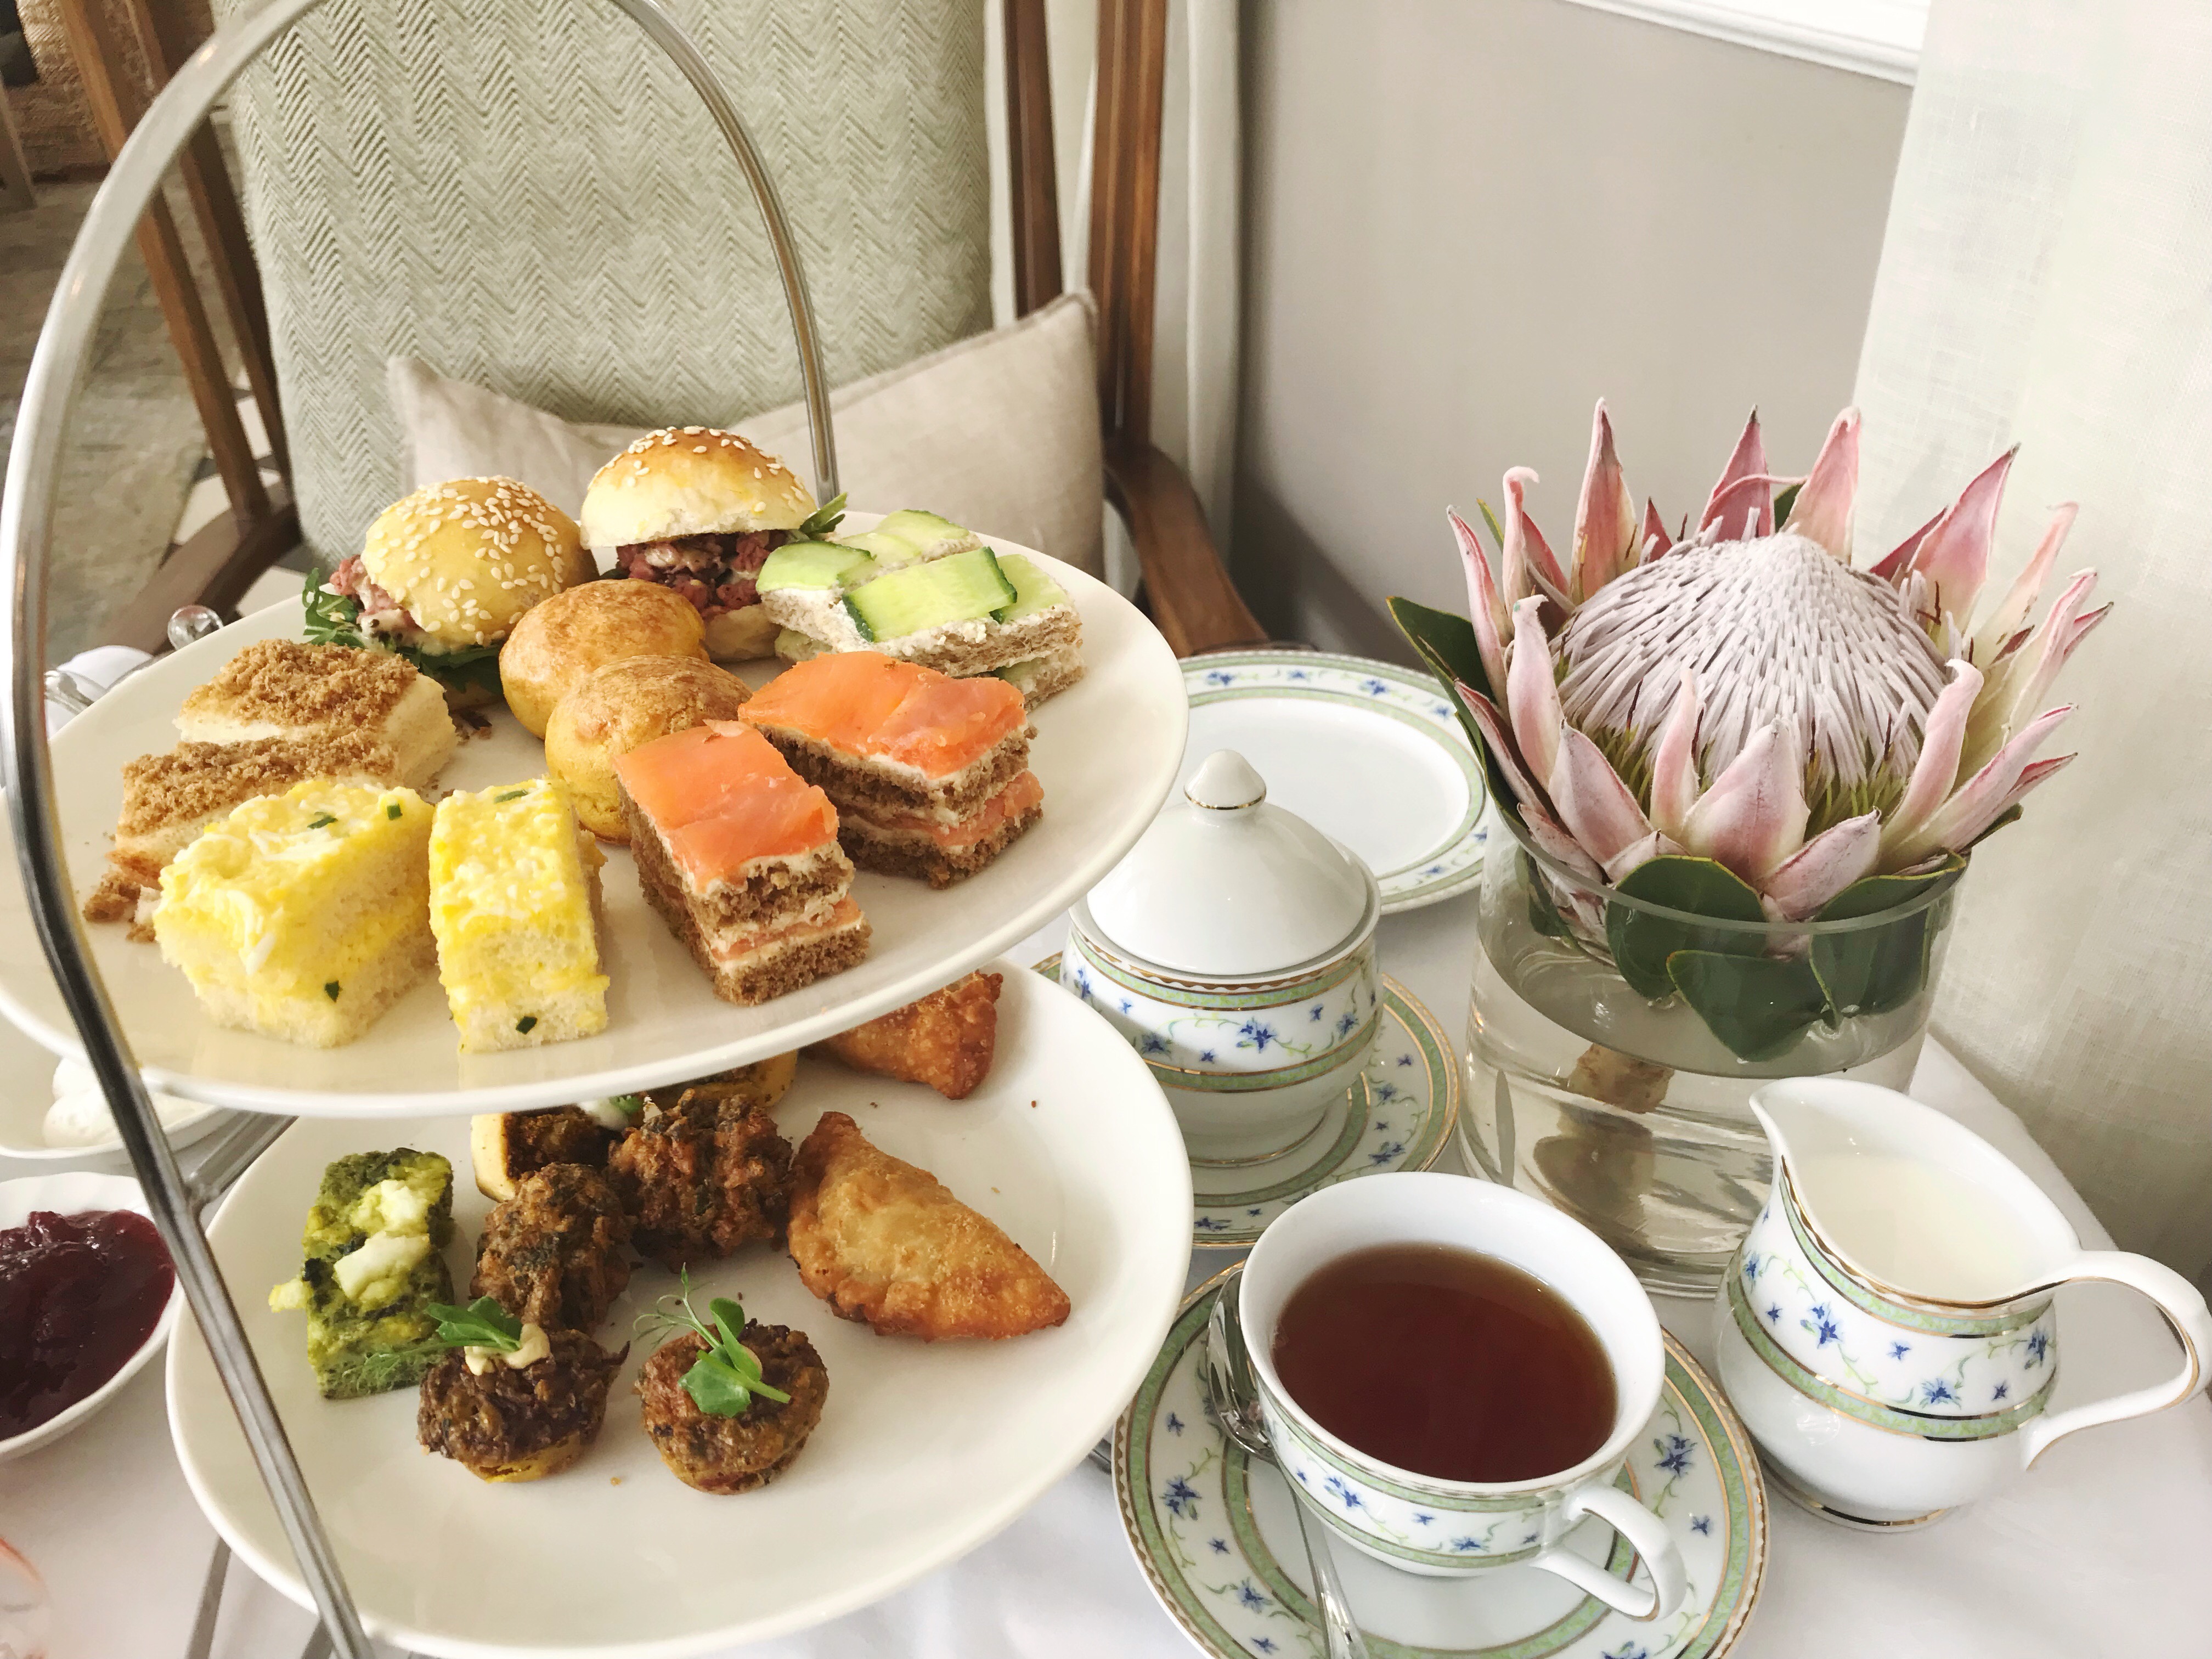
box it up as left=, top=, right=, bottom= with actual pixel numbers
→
left=1809, top=855, right=1964, bottom=1018
left=1771, top=481, right=1802, bottom=524
left=1387, top=596, right=1512, bottom=819
left=797, top=492, right=849, bottom=540
left=1666, top=950, right=1830, bottom=1062
left=1962, top=805, right=2021, bottom=851
left=302, top=572, right=365, bottom=648
left=1604, top=856, right=1766, bottom=999
left=1522, top=851, right=1576, bottom=940
left=709, top=1298, right=748, bottom=1355
left=424, top=1295, right=523, bottom=1352
left=682, top=1355, right=760, bottom=1417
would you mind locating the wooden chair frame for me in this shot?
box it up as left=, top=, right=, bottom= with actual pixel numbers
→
left=67, top=0, right=1266, bottom=658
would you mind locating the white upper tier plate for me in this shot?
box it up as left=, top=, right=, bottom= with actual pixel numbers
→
left=0, top=535, right=1185, bottom=1117
left=169, top=961, right=1194, bottom=1658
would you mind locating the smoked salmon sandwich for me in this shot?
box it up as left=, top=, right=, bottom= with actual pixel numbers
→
left=614, top=722, right=870, bottom=1005
left=739, top=653, right=1042, bottom=889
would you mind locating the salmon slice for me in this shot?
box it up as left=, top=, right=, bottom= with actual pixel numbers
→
left=618, top=721, right=838, bottom=887
left=867, top=770, right=1043, bottom=850
left=743, top=652, right=1025, bottom=778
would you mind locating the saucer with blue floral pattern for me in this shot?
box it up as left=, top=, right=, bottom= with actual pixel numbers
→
left=1035, top=961, right=1458, bottom=1249
left=1115, top=1270, right=1768, bottom=1659
left=1181, top=650, right=1487, bottom=912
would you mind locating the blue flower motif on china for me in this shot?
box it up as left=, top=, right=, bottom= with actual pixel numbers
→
left=1373, top=1119, right=1390, bottom=1131
left=1991, top=1382, right=2010, bottom=1402
left=1204, top=669, right=1237, bottom=687
left=1209, top=1538, right=1229, bottom=1555
left=1369, top=1142, right=1406, bottom=1165
left=1163, top=1476, right=1200, bottom=1519
left=1742, top=1256, right=1762, bottom=1284
left=1424, top=864, right=1444, bottom=876
left=1655, top=1434, right=1694, bottom=1476
left=1522, top=1533, right=1539, bottom=1547
left=1432, top=703, right=1452, bottom=718
left=1235, top=1581, right=1269, bottom=1611
left=1166, top=1413, right=1186, bottom=1435
left=1604, top=1644, right=1652, bottom=1659
left=1690, top=1515, right=1713, bottom=1535
left=2026, top=1329, right=2051, bottom=1367
left=1310, top=1005, right=1325, bottom=1021
left=1247, top=1207, right=1262, bottom=1216
left=1921, top=1379, right=1959, bottom=1406
left=1237, top=1018, right=1279, bottom=1053
left=1449, top=1537, right=1487, bottom=1553
left=1804, top=1304, right=1842, bottom=1348
left=1372, top=1081, right=1398, bottom=1103
left=1765, top=1304, right=1784, bottom=1324
left=1397, top=1053, right=1414, bottom=1066
left=1293, top=1468, right=1310, bottom=1485
left=1288, top=669, right=1311, bottom=681
left=1140, top=1033, right=1170, bottom=1056
left=1252, top=1640, right=1278, bottom=1655
left=1323, top=1476, right=1364, bottom=1511
left=1195, top=1216, right=1229, bottom=1232
left=1073, top=969, right=1093, bottom=1001
left=1119, top=997, right=1133, bottom=1014
left=1362, top=678, right=1389, bottom=696
left=1413, top=1512, right=1435, bottom=1526
left=1335, top=1011, right=1361, bottom=1039
left=1199, top=1049, right=1217, bottom=1063
left=1888, top=1340, right=1912, bottom=1361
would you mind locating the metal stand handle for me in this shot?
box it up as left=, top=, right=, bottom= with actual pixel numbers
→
left=0, top=4, right=840, bottom=1654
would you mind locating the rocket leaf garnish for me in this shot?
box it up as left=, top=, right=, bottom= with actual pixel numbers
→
left=795, top=492, right=848, bottom=541
left=423, top=1296, right=525, bottom=1353
left=635, top=1269, right=791, bottom=1417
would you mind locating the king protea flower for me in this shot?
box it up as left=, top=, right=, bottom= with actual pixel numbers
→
left=1450, top=402, right=2106, bottom=922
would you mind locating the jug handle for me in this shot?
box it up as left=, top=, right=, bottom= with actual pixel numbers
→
left=2019, top=1251, right=2212, bottom=1467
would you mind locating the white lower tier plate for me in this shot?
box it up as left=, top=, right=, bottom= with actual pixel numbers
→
left=1181, top=651, right=1487, bottom=913
left=168, top=961, right=1192, bottom=1659
left=0, top=534, right=1185, bottom=1116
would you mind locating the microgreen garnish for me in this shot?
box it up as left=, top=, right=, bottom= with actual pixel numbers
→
left=423, top=1296, right=525, bottom=1353
left=635, top=1270, right=789, bottom=1417
left=307, top=813, right=337, bottom=829
left=324, top=981, right=341, bottom=1001
left=386, top=802, right=403, bottom=820
left=606, top=1093, right=643, bottom=1119
left=494, top=788, right=529, bottom=803
left=516, top=1015, right=538, bottom=1034
left=796, top=492, right=848, bottom=541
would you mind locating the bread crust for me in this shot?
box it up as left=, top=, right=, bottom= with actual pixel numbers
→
left=361, top=477, right=589, bottom=649
left=581, top=428, right=814, bottom=548
left=546, top=657, right=753, bottom=840
left=499, top=580, right=708, bottom=737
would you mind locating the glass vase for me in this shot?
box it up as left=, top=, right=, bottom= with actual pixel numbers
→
left=1460, top=800, right=1961, bottom=1296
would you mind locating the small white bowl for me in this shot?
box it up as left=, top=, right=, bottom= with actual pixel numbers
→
left=0, top=1039, right=229, bottom=1160
left=0, top=1171, right=183, bottom=1464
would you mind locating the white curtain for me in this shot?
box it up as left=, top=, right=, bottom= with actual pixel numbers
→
left=1852, top=0, right=2212, bottom=1279
left=985, top=0, right=1241, bottom=594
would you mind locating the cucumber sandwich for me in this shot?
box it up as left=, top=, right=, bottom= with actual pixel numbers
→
left=755, top=510, right=1084, bottom=707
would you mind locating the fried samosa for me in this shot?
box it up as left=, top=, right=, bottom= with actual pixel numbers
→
left=786, top=1110, right=1070, bottom=1341
left=811, top=970, right=1001, bottom=1099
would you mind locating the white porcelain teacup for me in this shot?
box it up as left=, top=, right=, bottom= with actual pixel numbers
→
left=1240, top=1172, right=1688, bottom=1620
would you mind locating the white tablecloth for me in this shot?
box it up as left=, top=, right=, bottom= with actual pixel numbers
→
left=5, top=897, right=2207, bottom=1658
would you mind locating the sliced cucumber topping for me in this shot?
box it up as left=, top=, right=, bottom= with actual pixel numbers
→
left=992, top=553, right=1069, bottom=623
left=837, top=530, right=930, bottom=569
left=871, top=509, right=974, bottom=558
left=757, top=540, right=880, bottom=592
left=843, top=546, right=1017, bottom=642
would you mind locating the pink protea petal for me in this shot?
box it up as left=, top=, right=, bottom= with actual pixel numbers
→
left=1640, top=498, right=1673, bottom=564
left=1571, top=400, right=1638, bottom=601
left=1502, top=467, right=1571, bottom=611
left=1506, top=595, right=1564, bottom=788
left=1677, top=723, right=1809, bottom=885
left=1702, top=409, right=1772, bottom=537
left=1647, top=669, right=1701, bottom=843
left=1961, top=570, right=2106, bottom=777
left=1783, top=408, right=1861, bottom=560
left=1604, top=830, right=1683, bottom=886
left=1522, top=799, right=1606, bottom=883
left=1880, top=658, right=1983, bottom=859
left=1972, top=503, right=2078, bottom=666
left=1549, top=727, right=1655, bottom=874
left=1702, top=473, right=1803, bottom=543
left=1458, top=681, right=1549, bottom=812
left=1870, top=507, right=1942, bottom=584
left=1906, top=446, right=2017, bottom=628
left=1761, top=812, right=1882, bottom=922
left=1449, top=507, right=1511, bottom=700
left=1887, top=705, right=2073, bottom=866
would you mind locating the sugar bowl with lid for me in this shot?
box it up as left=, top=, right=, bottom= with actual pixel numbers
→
left=1063, top=749, right=1381, bottom=1164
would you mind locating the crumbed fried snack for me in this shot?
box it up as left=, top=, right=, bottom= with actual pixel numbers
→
left=470, top=1164, right=633, bottom=1331
left=787, top=1110, right=1070, bottom=1341
left=639, top=1052, right=797, bottom=1117
left=417, top=1328, right=627, bottom=1482
left=812, top=971, right=1002, bottom=1099
left=636, top=1324, right=828, bottom=1494
left=469, top=1106, right=620, bottom=1201
left=608, top=1091, right=794, bottom=1268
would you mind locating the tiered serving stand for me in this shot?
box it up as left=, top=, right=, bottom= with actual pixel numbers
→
left=1, top=8, right=880, bottom=1654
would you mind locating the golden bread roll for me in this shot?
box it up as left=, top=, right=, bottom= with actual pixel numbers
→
left=498, top=580, right=707, bottom=737
left=546, top=656, right=753, bottom=839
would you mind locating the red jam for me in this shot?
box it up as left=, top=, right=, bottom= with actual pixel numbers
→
left=0, top=1210, right=174, bottom=1439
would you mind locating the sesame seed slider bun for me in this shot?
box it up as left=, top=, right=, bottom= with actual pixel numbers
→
left=580, top=427, right=815, bottom=546
left=499, top=579, right=707, bottom=738
left=343, top=478, right=592, bottom=707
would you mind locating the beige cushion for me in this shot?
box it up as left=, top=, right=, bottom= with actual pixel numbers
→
left=389, top=291, right=1104, bottom=579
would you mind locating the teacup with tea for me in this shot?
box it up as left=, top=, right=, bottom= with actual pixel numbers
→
left=1240, top=1172, right=1688, bottom=1620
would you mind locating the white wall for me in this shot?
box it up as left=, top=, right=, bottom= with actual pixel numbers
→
left=1232, top=0, right=1912, bottom=655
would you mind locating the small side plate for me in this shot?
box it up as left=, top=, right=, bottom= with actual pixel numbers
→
left=1116, top=1271, right=1768, bottom=1659
left=1181, top=651, right=1486, bottom=913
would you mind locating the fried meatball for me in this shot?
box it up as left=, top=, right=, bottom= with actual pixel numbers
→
left=417, top=1329, right=628, bottom=1482
left=608, top=1092, right=793, bottom=1269
left=636, top=1324, right=828, bottom=1494
left=471, top=1164, right=633, bottom=1330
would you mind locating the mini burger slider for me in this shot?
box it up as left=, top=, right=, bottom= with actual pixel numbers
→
left=579, top=427, right=845, bottom=662
left=310, top=477, right=591, bottom=708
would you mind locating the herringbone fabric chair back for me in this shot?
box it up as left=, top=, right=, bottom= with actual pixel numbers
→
left=213, top=0, right=991, bottom=561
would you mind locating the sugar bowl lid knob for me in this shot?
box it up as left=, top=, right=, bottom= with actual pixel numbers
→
left=1185, top=749, right=1267, bottom=810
